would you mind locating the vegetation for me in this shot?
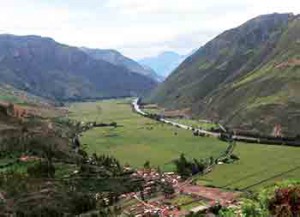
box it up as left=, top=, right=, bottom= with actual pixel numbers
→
left=166, top=118, right=219, bottom=131
left=0, top=35, right=157, bottom=101
left=0, top=99, right=144, bottom=216
left=198, top=142, right=300, bottom=190
left=148, top=13, right=300, bottom=137
left=0, top=85, right=47, bottom=106
left=161, top=182, right=175, bottom=198
left=174, top=154, right=208, bottom=179
left=218, top=180, right=300, bottom=217
left=170, top=195, right=195, bottom=206
left=68, top=99, right=228, bottom=171
left=0, top=148, right=143, bottom=216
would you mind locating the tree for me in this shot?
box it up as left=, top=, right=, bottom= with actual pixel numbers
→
left=161, top=182, right=175, bottom=198
left=174, top=154, right=192, bottom=178
left=69, top=192, right=96, bottom=215
left=143, top=160, right=150, bottom=169
left=268, top=187, right=300, bottom=217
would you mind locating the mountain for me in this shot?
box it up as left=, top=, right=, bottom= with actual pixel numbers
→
left=81, top=48, right=162, bottom=82
left=148, top=13, right=300, bottom=136
left=0, top=35, right=157, bottom=101
left=139, top=51, right=186, bottom=78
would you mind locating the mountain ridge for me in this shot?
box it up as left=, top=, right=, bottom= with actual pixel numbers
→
left=81, top=47, right=162, bottom=82
left=148, top=13, right=300, bottom=136
left=0, top=34, right=157, bottom=101
left=139, top=51, right=187, bottom=79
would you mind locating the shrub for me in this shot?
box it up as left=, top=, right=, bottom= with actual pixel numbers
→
left=69, top=192, right=97, bottom=215
left=268, top=186, right=300, bottom=216
left=241, top=198, right=267, bottom=217
left=27, top=161, right=55, bottom=178
left=219, top=207, right=238, bottom=217
left=230, top=154, right=240, bottom=160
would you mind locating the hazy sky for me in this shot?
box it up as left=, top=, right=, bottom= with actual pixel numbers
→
left=0, top=0, right=299, bottom=59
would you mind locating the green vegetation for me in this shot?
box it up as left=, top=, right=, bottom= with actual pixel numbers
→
left=0, top=35, right=157, bottom=101
left=170, top=195, right=195, bottom=206
left=181, top=201, right=207, bottom=211
left=68, top=99, right=228, bottom=171
left=218, top=180, right=300, bottom=217
left=148, top=14, right=300, bottom=136
left=0, top=103, right=143, bottom=216
left=198, top=143, right=300, bottom=190
left=142, top=107, right=163, bottom=115
left=0, top=85, right=45, bottom=106
left=166, top=118, right=218, bottom=130
left=174, top=153, right=209, bottom=178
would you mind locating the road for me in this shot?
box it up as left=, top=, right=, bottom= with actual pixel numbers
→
left=132, top=98, right=221, bottom=138
left=132, top=98, right=295, bottom=145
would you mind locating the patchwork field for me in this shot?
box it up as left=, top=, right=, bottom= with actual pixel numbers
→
left=198, top=143, right=300, bottom=190
left=68, top=99, right=227, bottom=171
left=69, top=98, right=300, bottom=190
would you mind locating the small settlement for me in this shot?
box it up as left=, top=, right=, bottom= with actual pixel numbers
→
left=120, top=168, right=239, bottom=217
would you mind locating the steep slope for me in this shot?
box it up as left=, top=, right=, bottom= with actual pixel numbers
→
left=149, top=13, right=300, bottom=136
left=139, top=51, right=186, bottom=78
left=81, top=48, right=162, bottom=82
left=0, top=35, right=157, bottom=100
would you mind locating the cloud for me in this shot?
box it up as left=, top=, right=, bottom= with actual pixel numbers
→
left=0, top=0, right=71, bottom=34
left=105, top=0, right=202, bottom=14
left=104, top=0, right=254, bottom=15
left=0, top=0, right=299, bottom=59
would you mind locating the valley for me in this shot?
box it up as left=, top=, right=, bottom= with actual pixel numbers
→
left=68, top=99, right=227, bottom=171
left=69, top=99, right=300, bottom=191
left=0, top=6, right=299, bottom=216
left=65, top=98, right=300, bottom=215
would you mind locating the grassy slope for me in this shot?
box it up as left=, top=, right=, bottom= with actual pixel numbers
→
left=148, top=14, right=299, bottom=136
left=201, top=17, right=300, bottom=135
left=0, top=85, right=45, bottom=105
left=68, top=99, right=227, bottom=171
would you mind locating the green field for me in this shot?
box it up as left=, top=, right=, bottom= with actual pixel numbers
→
left=198, top=142, right=300, bottom=190
left=142, top=105, right=218, bottom=130
left=68, top=99, right=227, bottom=171
left=165, top=118, right=218, bottom=130
left=68, top=99, right=300, bottom=188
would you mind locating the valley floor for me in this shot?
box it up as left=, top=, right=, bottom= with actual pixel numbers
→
left=68, top=98, right=300, bottom=189
left=68, top=98, right=227, bottom=171
left=199, top=142, right=300, bottom=190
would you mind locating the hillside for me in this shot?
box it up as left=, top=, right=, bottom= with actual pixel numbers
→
left=81, top=48, right=162, bottom=82
left=0, top=35, right=157, bottom=101
left=148, top=13, right=300, bottom=136
left=139, top=51, right=186, bottom=78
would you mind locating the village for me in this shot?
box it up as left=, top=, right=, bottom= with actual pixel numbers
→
left=119, top=167, right=239, bottom=217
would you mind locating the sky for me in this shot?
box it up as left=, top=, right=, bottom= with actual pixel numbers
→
left=0, top=0, right=299, bottom=59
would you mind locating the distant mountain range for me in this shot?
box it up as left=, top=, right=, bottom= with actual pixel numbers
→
left=148, top=13, right=300, bottom=136
left=0, top=34, right=157, bottom=101
left=139, top=51, right=187, bottom=79
left=81, top=48, right=162, bottom=82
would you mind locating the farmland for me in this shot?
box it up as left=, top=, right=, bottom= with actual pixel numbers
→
left=68, top=99, right=227, bottom=171
left=198, top=142, right=300, bottom=190
left=69, top=98, right=300, bottom=189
